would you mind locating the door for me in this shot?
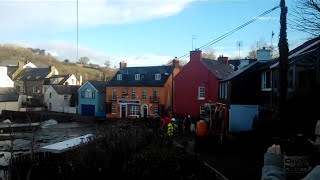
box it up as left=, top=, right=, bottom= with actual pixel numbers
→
left=142, top=105, right=148, bottom=118
left=120, top=104, right=126, bottom=118
left=82, top=104, right=95, bottom=116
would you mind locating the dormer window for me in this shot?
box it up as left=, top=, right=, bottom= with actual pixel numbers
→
left=155, top=74, right=161, bottom=80
left=117, top=74, right=122, bottom=80
left=135, top=74, right=140, bottom=80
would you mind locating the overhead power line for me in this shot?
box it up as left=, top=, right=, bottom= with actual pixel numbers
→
left=179, top=5, right=280, bottom=59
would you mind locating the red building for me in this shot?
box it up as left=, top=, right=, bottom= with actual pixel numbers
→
left=173, top=50, right=233, bottom=118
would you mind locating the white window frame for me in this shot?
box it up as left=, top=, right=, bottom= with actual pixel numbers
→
left=135, top=74, right=140, bottom=80
left=200, top=105, right=205, bottom=116
left=129, top=105, right=139, bottom=115
left=84, top=89, right=94, bottom=99
left=112, top=104, right=116, bottom=114
left=117, top=74, right=122, bottom=80
left=261, top=71, right=272, bottom=91
left=112, top=89, right=116, bottom=100
left=33, top=86, right=39, bottom=93
left=155, top=74, right=161, bottom=80
left=64, top=95, right=68, bottom=100
left=198, top=86, right=205, bottom=100
left=142, top=90, right=147, bottom=99
left=224, top=83, right=228, bottom=99
left=153, top=106, right=159, bottom=114
left=131, top=89, right=136, bottom=99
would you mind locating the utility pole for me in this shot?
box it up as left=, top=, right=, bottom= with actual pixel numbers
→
left=278, top=0, right=289, bottom=131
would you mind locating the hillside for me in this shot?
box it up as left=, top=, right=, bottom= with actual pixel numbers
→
left=0, top=44, right=117, bottom=81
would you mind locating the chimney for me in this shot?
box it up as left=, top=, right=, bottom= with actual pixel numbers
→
left=190, top=49, right=202, bottom=62
left=49, top=65, right=56, bottom=75
left=172, top=57, right=179, bottom=68
left=257, top=47, right=271, bottom=61
left=119, top=61, right=127, bottom=69
left=218, top=55, right=229, bottom=65
left=79, top=75, right=83, bottom=85
left=18, top=61, right=24, bottom=68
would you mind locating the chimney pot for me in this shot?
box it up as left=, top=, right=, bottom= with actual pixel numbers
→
left=119, top=61, right=127, bottom=69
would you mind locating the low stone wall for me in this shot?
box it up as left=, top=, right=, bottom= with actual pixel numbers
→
left=0, top=110, right=79, bottom=123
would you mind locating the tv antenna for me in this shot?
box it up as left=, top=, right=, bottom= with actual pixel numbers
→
left=237, top=41, right=243, bottom=59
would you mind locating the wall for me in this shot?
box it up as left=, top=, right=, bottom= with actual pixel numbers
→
left=65, top=75, right=79, bottom=85
left=174, top=60, right=219, bottom=118
left=106, top=67, right=179, bottom=119
left=0, top=67, right=14, bottom=87
left=0, top=101, right=19, bottom=114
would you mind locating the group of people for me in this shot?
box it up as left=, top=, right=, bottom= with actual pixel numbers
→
left=167, top=115, right=196, bottom=137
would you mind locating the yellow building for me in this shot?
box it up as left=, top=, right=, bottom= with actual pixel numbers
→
left=106, top=60, right=180, bottom=118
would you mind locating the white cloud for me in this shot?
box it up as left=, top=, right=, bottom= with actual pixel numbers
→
left=0, top=0, right=198, bottom=34
left=7, top=40, right=174, bottom=67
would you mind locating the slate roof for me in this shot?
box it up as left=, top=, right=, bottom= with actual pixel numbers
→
left=289, top=36, right=320, bottom=57
left=201, top=58, right=234, bottom=80
left=107, top=66, right=174, bottom=87
left=52, top=85, right=80, bottom=95
left=0, top=87, right=19, bottom=102
left=221, top=60, right=276, bottom=82
left=44, top=75, right=71, bottom=85
left=14, top=68, right=51, bottom=81
left=89, top=81, right=109, bottom=92
left=7, top=66, right=19, bottom=77
left=228, top=59, right=257, bottom=70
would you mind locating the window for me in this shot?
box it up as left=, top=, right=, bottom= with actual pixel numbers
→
left=153, top=106, right=159, bottom=114
left=122, top=88, right=127, bottom=98
left=16, top=86, right=20, bottom=92
left=131, top=89, right=136, bottom=99
left=200, top=105, right=205, bottom=116
left=64, top=95, right=68, bottom=100
left=142, top=90, right=147, bottom=99
left=49, top=103, right=52, bottom=110
left=219, top=84, right=222, bottom=98
left=198, top=86, right=205, bottom=100
left=82, top=88, right=95, bottom=99
left=152, top=89, right=158, bottom=102
left=224, top=83, right=228, bottom=99
left=112, top=104, right=116, bottom=114
left=72, top=79, right=74, bottom=84
left=155, top=73, right=161, bottom=80
left=261, top=71, right=272, bottom=91
left=129, top=105, right=139, bottom=115
left=288, top=68, right=295, bottom=89
left=135, top=74, right=140, bottom=80
left=112, top=89, right=116, bottom=100
left=117, top=74, right=122, bottom=80
left=33, top=86, right=39, bottom=93
left=49, top=93, right=52, bottom=99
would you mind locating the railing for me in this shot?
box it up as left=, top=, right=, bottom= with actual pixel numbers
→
left=149, top=96, right=160, bottom=103
left=108, top=95, right=117, bottom=101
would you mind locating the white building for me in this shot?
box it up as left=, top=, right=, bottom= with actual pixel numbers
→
left=44, top=85, right=80, bottom=114
left=0, top=66, right=14, bottom=87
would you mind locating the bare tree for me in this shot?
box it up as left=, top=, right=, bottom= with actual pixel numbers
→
left=290, top=0, right=320, bottom=37
left=104, top=60, right=111, bottom=68
left=202, top=48, right=216, bottom=60
left=77, top=57, right=90, bottom=65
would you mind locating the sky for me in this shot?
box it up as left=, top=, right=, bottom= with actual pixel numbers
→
left=0, top=0, right=312, bottom=67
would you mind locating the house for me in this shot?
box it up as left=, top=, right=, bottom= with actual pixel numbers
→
left=43, top=74, right=81, bottom=93
left=219, top=37, right=320, bottom=133
left=13, top=66, right=58, bottom=106
left=174, top=50, right=233, bottom=118
left=218, top=48, right=274, bottom=132
left=106, top=60, right=180, bottom=119
left=78, top=81, right=109, bottom=117
left=0, top=87, right=20, bottom=114
left=44, top=85, right=80, bottom=114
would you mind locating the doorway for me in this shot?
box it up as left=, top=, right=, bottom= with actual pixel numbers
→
left=142, top=105, right=148, bottom=118
left=120, top=104, right=127, bottom=118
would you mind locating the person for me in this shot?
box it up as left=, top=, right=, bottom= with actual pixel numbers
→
left=262, top=144, right=320, bottom=180
left=183, top=115, right=192, bottom=135
left=167, top=118, right=177, bottom=137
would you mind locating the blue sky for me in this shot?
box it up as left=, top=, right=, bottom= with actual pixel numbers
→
left=0, top=0, right=312, bottom=67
